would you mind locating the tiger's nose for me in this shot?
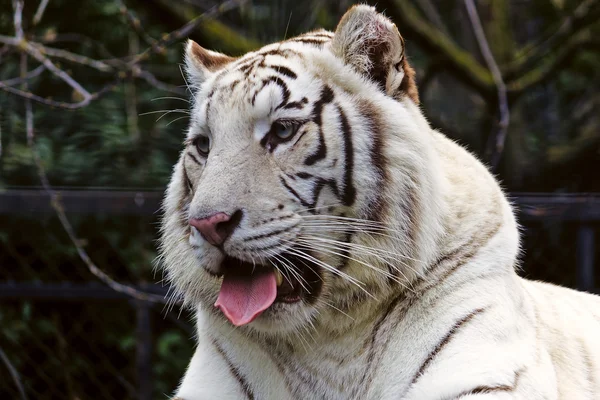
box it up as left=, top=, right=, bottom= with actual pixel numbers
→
left=189, top=210, right=243, bottom=246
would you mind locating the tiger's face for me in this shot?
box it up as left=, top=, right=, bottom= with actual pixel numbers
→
left=161, top=6, right=428, bottom=334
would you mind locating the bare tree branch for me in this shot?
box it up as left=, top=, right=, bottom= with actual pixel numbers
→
left=0, top=79, right=119, bottom=109
left=508, top=35, right=596, bottom=97
left=33, top=0, right=51, bottom=26
left=0, top=347, right=27, bottom=400
left=129, top=0, right=251, bottom=65
left=415, top=0, right=450, bottom=36
left=115, top=0, right=162, bottom=51
left=136, top=68, right=186, bottom=95
left=30, top=43, right=114, bottom=72
left=38, top=33, right=118, bottom=59
left=125, top=30, right=141, bottom=141
left=464, top=0, right=510, bottom=170
left=506, top=0, right=600, bottom=78
left=12, top=0, right=24, bottom=41
left=0, top=65, right=45, bottom=86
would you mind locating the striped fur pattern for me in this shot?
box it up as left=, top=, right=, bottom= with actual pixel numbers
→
left=159, top=5, right=600, bottom=399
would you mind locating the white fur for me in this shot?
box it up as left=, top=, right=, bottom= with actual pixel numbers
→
left=160, top=6, right=600, bottom=400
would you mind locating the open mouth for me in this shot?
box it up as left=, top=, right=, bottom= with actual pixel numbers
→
left=213, top=252, right=321, bottom=326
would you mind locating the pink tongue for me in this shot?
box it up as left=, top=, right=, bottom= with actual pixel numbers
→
left=215, top=270, right=277, bottom=326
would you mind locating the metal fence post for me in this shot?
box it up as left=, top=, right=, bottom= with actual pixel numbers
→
left=576, top=224, right=595, bottom=292
left=134, top=300, right=153, bottom=400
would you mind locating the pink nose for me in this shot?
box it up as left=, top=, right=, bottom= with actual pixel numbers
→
left=189, top=212, right=239, bottom=246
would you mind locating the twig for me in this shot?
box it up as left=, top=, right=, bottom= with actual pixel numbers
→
left=115, top=0, right=161, bottom=50
left=33, top=0, right=51, bottom=26
left=38, top=33, right=118, bottom=60
left=24, top=40, right=92, bottom=98
left=0, top=34, right=93, bottom=99
left=0, top=347, right=28, bottom=400
left=464, top=0, right=510, bottom=170
left=137, top=68, right=186, bottom=95
left=127, top=0, right=247, bottom=65
left=30, top=43, right=114, bottom=72
left=416, top=0, right=450, bottom=36
left=507, top=0, right=599, bottom=76
left=12, top=0, right=24, bottom=41
left=0, top=65, right=46, bottom=87
left=125, top=30, right=141, bottom=141
left=0, top=79, right=119, bottom=109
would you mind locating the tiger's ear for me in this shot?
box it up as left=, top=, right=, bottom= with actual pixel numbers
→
left=331, top=5, right=419, bottom=104
left=184, top=40, right=235, bottom=86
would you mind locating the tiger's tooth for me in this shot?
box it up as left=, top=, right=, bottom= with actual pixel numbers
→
left=275, top=270, right=283, bottom=286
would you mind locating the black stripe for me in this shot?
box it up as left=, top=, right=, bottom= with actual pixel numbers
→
left=296, top=172, right=313, bottom=179
left=304, top=86, right=334, bottom=165
left=337, top=105, right=356, bottom=206
left=204, top=87, right=218, bottom=126
left=289, top=38, right=328, bottom=46
left=350, top=293, right=413, bottom=398
left=360, top=101, right=387, bottom=222
left=187, top=152, right=202, bottom=166
left=242, top=223, right=299, bottom=242
left=283, top=101, right=306, bottom=110
left=337, top=231, right=353, bottom=270
left=182, top=163, right=193, bottom=192
left=411, top=308, right=487, bottom=385
left=310, top=177, right=341, bottom=208
left=178, top=164, right=192, bottom=228
left=450, top=369, right=522, bottom=399
left=212, top=339, right=255, bottom=400
left=267, top=65, right=297, bottom=79
left=302, top=31, right=333, bottom=38
left=258, top=48, right=301, bottom=58
left=280, top=176, right=310, bottom=207
left=251, top=76, right=290, bottom=109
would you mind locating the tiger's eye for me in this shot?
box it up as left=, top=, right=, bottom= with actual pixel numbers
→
left=272, top=121, right=299, bottom=140
left=195, top=136, right=210, bottom=156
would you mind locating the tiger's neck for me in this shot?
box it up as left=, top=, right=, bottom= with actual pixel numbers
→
left=316, top=99, right=520, bottom=333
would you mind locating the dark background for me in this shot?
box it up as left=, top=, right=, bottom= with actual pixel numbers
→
left=0, top=0, right=598, bottom=399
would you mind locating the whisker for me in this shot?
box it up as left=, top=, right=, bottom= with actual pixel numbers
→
left=300, top=234, right=421, bottom=265
left=295, top=238, right=410, bottom=285
left=165, top=115, right=190, bottom=126
left=151, top=96, right=190, bottom=103
left=294, top=238, right=415, bottom=293
left=281, top=245, right=375, bottom=300
left=296, top=202, right=344, bottom=214
left=179, top=63, right=196, bottom=102
left=139, top=109, right=190, bottom=116
left=321, top=300, right=355, bottom=321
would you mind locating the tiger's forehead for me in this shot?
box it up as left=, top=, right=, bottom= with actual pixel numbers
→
left=190, top=32, right=334, bottom=130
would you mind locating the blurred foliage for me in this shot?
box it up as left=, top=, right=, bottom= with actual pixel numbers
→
left=0, top=0, right=598, bottom=398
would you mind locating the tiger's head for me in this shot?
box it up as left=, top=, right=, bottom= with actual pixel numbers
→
left=160, top=5, right=446, bottom=334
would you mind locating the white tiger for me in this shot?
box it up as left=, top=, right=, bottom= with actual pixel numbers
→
left=159, top=5, right=600, bottom=399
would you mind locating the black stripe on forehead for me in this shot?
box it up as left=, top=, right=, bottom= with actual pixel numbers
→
left=287, top=38, right=329, bottom=46
left=230, top=48, right=302, bottom=73
left=268, top=65, right=297, bottom=79
left=304, top=85, right=334, bottom=166
left=250, top=76, right=291, bottom=109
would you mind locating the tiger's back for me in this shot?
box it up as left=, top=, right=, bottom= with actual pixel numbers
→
left=160, top=5, right=600, bottom=399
